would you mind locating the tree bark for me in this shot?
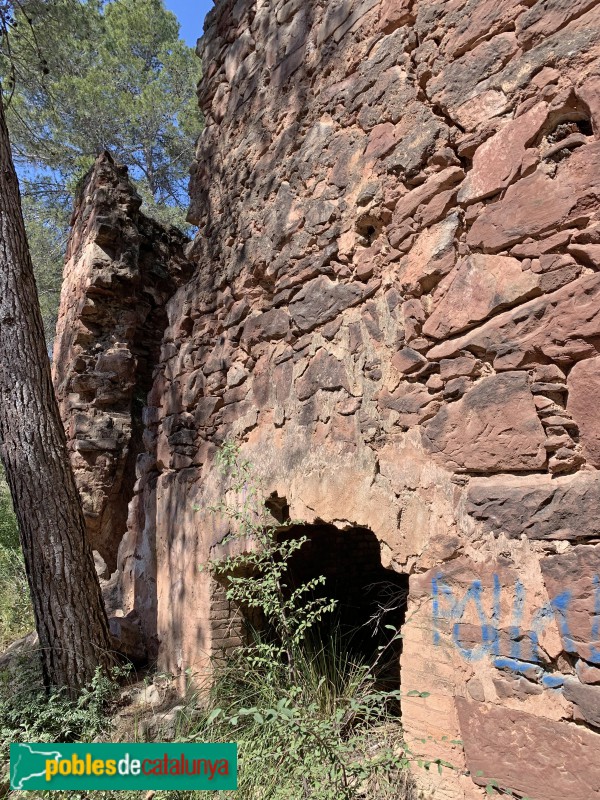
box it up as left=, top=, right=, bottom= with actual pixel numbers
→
left=0, top=85, right=114, bottom=694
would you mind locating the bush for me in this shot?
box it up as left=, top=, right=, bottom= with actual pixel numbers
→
left=186, top=630, right=414, bottom=800
left=0, top=657, right=122, bottom=749
left=0, top=652, right=129, bottom=799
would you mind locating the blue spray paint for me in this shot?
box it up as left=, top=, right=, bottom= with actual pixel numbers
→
left=432, top=575, right=501, bottom=661
left=431, top=573, right=455, bottom=646
left=490, top=573, right=501, bottom=657
left=493, top=657, right=541, bottom=679
left=530, top=602, right=559, bottom=663
left=431, top=573, right=600, bottom=682
left=510, top=580, right=525, bottom=660
left=550, top=590, right=575, bottom=653
left=542, top=674, right=565, bottom=689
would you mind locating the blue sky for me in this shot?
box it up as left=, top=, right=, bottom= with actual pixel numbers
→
left=164, top=0, right=215, bottom=47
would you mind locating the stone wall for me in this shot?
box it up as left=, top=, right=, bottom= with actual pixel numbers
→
left=55, top=1, right=600, bottom=797
left=53, top=153, right=191, bottom=573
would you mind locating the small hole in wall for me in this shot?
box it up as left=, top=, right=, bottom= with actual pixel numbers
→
left=356, top=224, right=379, bottom=247
left=539, top=112, right=594, bottom=165
left=576, top=118, right=594, bottom=137
left=355, top=214, right=382, bottom=246
left=538, top=103, right=594, bottom=146
left=546, top=119, right=593, bottom=144
left=265, top=492, right=290, bottom=524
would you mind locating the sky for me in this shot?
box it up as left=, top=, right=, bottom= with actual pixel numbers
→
left=164, top=0, right=215, bottom=47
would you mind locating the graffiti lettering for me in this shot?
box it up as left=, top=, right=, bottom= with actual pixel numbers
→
left=431, top=573, right=600, bottom=683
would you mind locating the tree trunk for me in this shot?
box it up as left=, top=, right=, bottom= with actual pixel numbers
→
left=0, top=85, right=114, bottom=694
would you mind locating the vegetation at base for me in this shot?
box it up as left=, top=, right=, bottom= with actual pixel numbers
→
left=186, top=631, right=415, bottom=799
left=0, top=657, right=126, bottom=749
left=0, top=443, right=418, bottom=799
left=0, top=0, right=203, bottom=341
left=0, top=650, right=131, bottom=799
left=188, top=440, right=417, bottom=799
left=0, top=469, right=33, bottom=649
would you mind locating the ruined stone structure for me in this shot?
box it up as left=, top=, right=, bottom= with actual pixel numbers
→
left=53, top=154, right=192, bottom=573
left=54, top=1, right=600, bottom=797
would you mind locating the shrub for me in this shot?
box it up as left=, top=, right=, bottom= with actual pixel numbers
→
left=0, top=658, right=121, bottom=748
left=0, top=652, right=129, bottom=798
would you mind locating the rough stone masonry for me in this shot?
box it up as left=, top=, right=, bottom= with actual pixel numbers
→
left=54, top=0, right=600, bottom=797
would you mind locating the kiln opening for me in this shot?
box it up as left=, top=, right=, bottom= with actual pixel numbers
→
left=278, top=523, right=408, bottom=695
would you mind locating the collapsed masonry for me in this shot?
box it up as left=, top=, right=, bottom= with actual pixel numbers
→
left=52, top=154, right=192, bottom=656
left=54, top=1, right=600, bottom=798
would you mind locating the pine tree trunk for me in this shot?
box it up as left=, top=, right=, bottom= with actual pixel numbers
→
left=0, top=86, right=114, bottom=694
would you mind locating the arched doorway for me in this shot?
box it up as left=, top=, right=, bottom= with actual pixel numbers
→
left=278, top=523, right=408, bottom=694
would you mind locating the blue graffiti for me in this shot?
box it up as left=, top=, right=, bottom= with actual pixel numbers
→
left=509, top=580, right=525, bottom=660
left=431, top=572, right=600, bottom=678
left=432, top=574, right=500, bottom=661
left=542, top=674, right=565, bottom=689
left=531, top=601, right=560, bottom=662
left=451, top=579, right=499, bottom=661
left=432, top=573, right=500, bottom=661
left=431, top=573, right=452, bottom=647
left=493, top=656, right=541, bottom=678
left=548, top=590, right=574, bottom=652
